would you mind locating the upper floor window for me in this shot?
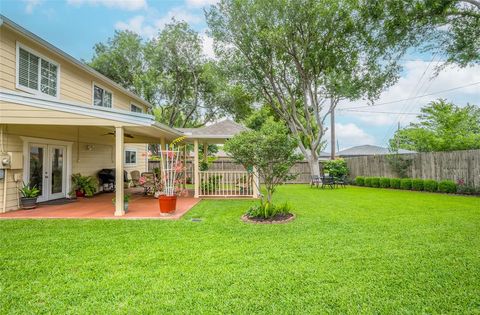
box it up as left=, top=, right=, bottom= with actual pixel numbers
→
left=93, top=84, right=112, bottom=108
left=131, top=104, right=143, bottom=113
left=17, top=45, right=59, bottom=97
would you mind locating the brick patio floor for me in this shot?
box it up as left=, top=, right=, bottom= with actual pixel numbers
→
left=0, top=188, right=200, bottom=219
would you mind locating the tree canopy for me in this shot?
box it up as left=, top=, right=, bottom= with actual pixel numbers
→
left=224, top=119, right=302, bottom=203
left=207, top=0, right=403, bottom=176
left=389, top=100, right=480, bottom=152
left=368, top=0, right=480, bottom=69
left=89, top=20, right=253, bottom=128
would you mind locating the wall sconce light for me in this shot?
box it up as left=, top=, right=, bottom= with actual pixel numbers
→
left=86, top=144, right=95, bottom=151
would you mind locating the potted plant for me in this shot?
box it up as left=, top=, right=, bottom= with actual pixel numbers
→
left=112, top=194, right=131, bottom=212
left=158, top=136, right=186, bottom=214
left=19, top=182, right=40, bottom=209
left=70, top=173, right=98, bottom=197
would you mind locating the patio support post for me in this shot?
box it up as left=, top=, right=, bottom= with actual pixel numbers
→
left=194, top=139, right=199, bottom=198
left=114, top=126, right=125, bottom=216
left=160, top=137, right=166, bottom=151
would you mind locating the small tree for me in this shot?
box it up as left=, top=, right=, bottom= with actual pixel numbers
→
left=224, top=120, right=302, bottom=205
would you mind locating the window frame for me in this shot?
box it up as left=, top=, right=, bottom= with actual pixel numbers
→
left=92, top=82, right=114, bottom=108
left=15, top=42, right=61, bottom=99
left=124, top=148, right=138, bottom=166
left=130, top=104, right=143, bottom=113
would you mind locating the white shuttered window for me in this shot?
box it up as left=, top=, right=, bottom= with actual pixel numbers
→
left=17, top=46, right=58, bottom=97
left=93, top=84, right=113, bottom=108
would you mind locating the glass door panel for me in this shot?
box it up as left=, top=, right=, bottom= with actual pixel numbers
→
left=50, top=147, right=64, bottom=194
left=29, top=145, right=46, bottom=200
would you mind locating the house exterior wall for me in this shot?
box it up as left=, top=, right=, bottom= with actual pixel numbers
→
left=0, top=25, right=148, bottom=113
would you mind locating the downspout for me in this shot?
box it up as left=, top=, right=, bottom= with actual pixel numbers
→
left=1, top=125, right=8, bottom=213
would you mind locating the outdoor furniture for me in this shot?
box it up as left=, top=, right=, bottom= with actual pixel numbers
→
left=141, top=172, right=156, bottom=195
left=130, top=170, right=140, bottom=187
left=335, top=175, right=347, bottom=188
left=97, top=168, right=128, bottom=192
left=310, top=175, right=321, bottom=188
left=321, top=175, right=335, bottom=189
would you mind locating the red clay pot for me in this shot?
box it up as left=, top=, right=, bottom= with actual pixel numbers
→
left=75, top=190, right=85, bottom=198
left=158, top=195, right=177, bottom=213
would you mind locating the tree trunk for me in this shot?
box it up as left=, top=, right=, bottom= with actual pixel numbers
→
left=307, top=154, right=321, bottom=178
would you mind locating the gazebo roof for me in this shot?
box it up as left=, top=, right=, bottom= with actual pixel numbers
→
left=179, top=119, right=249, bottom=142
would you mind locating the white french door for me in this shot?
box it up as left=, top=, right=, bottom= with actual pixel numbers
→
left=27, top=143, right=67, bottom=202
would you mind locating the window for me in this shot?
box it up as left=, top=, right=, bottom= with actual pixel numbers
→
left=131, top=104, right=143, bottom=113
left=93, top=84, right=112, bottom=108
left=125, top=149, right=137, bottom=165
left=17, top=45, right=58, bottom=97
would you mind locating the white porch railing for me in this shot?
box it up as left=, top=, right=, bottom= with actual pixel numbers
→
left=199, top=171, right=257, bottom=197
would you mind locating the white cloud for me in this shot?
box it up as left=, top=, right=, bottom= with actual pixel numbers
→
left=23, top=0, right=41, bottom=13
left=114, top=7, right=204, bottom=40
left=200, top=32, right=215, bottom=59
left=337, top=61, right=480, bottom=129
left=115, top=15, right=156, bottom=38
left=185, top=0, right=218, bottom=7
left=324, top=123, right=376, bottom=151
left=67, top=0, right=147, bottom=11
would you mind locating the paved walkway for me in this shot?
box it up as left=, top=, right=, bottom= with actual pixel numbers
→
left=0, top=190, right=200, bottom=219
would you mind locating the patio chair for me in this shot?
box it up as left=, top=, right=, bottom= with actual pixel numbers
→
left=335, top=175, right=347, bottom=188
left=320, top=175, right=335, bottom=189
left=141, top=172, right=156, bottom=195
left=130, top=170, right=140, bottom=187
left=310, top=175, right=321, bottom=188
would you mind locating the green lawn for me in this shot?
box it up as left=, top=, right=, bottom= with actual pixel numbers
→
left=1, top=186, right=479, bottom=314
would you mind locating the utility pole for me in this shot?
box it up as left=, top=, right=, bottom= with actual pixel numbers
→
left=330, top=107, right=335, bottom=160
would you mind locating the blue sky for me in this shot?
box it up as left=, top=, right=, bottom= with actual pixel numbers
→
left=1, top=0, right=479, bottom=150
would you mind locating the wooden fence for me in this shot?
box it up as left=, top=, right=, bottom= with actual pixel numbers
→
left=149, top=149, right=480, bottom=187
left=345, top=149, right=480, bottom=188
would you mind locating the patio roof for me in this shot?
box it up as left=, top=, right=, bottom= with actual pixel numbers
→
left=179, top=119, right=249, bottom=143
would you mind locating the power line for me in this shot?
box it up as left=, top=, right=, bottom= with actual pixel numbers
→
left=339, top=109, right=421, bottom=115
left=338, top=81, right=480, bottom=111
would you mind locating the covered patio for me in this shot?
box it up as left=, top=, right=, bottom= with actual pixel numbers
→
left=0, top=187, right=200, bottom=219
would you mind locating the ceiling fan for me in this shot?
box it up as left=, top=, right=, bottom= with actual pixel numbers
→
left=102, top=132, right=134, bottom=139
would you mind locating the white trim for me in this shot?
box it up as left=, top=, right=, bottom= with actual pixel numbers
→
left=21, top=136, right=73, bottom=201
left=15, top=41, right=61, bottom=100
left=92, top=81, right=114, bottom=109
left=124, top=147, right=137, bottom=166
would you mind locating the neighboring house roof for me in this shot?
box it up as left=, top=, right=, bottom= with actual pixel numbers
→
left=0, top=14, right=153, bottom=109
left=179, top=119, right=249, bottom=139
left=337, top=145, right=415, bottom=156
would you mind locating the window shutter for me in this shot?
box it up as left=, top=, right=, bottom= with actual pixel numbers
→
left=18, top=48, right=39, bottom=90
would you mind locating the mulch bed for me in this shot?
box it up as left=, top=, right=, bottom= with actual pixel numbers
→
left=241, top=213, right=295, bottom=224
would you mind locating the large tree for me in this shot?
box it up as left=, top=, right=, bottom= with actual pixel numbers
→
left=89, top=21, right=252, bottom=128
left=207, top=0, right=401, bottom=176
left=389, top=99, right=480, bottom=152
left=368, top=0, right=480, bottom=68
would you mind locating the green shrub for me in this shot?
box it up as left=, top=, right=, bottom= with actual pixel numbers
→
left=364, top=177, right=373, bottom=187
left=412, top=179, right=424, bottom=191
left=390, top=178, right=401, bottom=189
left=400, top=178, right=412, bottom=190
left=423, top=179, right=438, bottom=192
left=438, top=180, right=457, bottom=193
left=323, top=159, right=349, bottom=178
left=246, top=202, right=292, bottom=219
left=355, top=176, right=365, bottom=186
left=371, top=177, right=380, bottom=188
left=379, top=177, right=390, bottom=188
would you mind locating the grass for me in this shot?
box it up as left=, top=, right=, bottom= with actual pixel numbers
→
left=1, top=185, right=479, bottom=314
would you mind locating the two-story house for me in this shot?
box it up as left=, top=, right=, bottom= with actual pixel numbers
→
left=0, top=15, right=183, bottom=215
